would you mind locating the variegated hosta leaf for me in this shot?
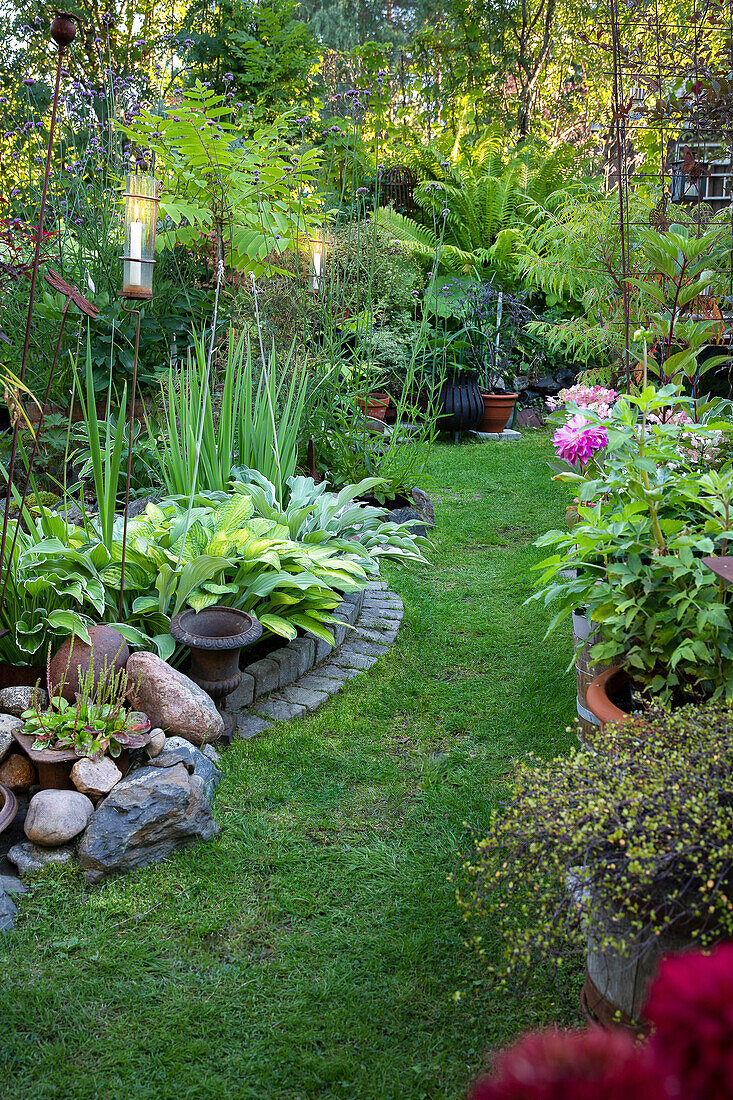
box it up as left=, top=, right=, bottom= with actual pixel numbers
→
left=206, top=533, right=238, bottom=557
left=144, top=502, right=167, bottom=524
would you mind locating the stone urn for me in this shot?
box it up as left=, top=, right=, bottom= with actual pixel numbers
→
left=169, top=607, right=262, bottom=743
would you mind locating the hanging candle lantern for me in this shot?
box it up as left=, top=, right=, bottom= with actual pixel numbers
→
left=122, top=174, right=158, bottom=299
left=309, top=230, right=326, bottom=293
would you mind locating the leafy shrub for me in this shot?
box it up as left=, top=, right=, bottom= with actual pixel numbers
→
left=533, top=384, right=733, bottom=704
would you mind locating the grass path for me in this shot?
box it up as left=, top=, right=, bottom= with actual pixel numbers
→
left=0, top=436, right=577, bottom=1100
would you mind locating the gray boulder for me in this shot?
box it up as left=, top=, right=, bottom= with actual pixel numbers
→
left=24, top=789, right=94, bottom=846
left=409, top=488, right=435, bottom=527
left=126, top=652, right=224, bottom=745
left=0, top=685, right=47, bottom=718
left=8, top=841, right=76, bottom=875
left=0, top=888, right=17, bottom=932
left=155, top=736, right=222, bottom=803
left=387, top=507, right=427, bottom=538
left=78, top=762, right=219, bottom=884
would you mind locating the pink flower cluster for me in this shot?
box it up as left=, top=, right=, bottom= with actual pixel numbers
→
left=553, top=414, right=608, bottom=466
left=472, top=943, right=733, bottom=1100
left=546, top=385, right=618, bottom=417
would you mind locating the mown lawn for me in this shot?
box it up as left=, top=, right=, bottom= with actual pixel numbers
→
left=0, top=434, right=579, bottom=1100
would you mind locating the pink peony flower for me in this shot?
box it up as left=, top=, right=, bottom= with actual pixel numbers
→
left=553, top=414, right=608, bottom=466
left=645, top=944, right=733, bottom=1100
left=471, top=1028, right=658, bottom=1100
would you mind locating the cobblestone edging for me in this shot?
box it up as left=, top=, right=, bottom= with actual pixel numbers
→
left=229, top=579, right=404, bottom=737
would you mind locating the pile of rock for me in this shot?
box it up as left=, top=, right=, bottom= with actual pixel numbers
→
left=0, top=650, right=228, bottom=914
left=8, top=732, right=221, bottom=884
left=513, top=366, right=577, bottom=410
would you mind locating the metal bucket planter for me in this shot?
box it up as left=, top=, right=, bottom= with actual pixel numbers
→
left=572, top=610, right=615, bottom=740
left=437, top=370, right=483, bottom=436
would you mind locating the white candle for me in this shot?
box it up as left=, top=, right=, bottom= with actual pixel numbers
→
left=311, top=245, right=322, bottom=291
left=130, top=206, right=143, bottom=287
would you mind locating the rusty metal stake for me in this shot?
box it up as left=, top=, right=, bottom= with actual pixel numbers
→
left=118, top=301, right=142, bottom=619
left=0, top=14, right=77, bottom=609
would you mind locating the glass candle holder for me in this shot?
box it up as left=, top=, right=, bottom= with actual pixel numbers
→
left=122, top=175, right=158, bottom=299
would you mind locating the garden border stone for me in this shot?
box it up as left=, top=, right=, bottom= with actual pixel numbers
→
left=233, top=582, right=403, bottom=736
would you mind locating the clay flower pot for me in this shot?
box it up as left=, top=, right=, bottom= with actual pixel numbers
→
left=0, top=782, right=17, bottom=836
left=478, top=392, right=518, bottom=433
left=357, top=393, right=391, bottom=421
left=586, top=666, right=634, bottom=730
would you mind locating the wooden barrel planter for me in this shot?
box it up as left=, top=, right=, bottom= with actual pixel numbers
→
left=581, top=906, right=705, bottom=1034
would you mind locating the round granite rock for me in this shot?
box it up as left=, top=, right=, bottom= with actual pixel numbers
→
left=24, top=789, right=94, bottom=846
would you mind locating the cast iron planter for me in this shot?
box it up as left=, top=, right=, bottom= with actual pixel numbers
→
left=170, top=606, right=263, bottom=744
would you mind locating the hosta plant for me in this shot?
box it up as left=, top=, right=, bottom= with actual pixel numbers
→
left=0, top=506, right=108, bottom=664
left=23, top=657, right=150, bottom=761
left=113, top=493, right=370, bottom=651
left=231, top=472, right=431, bottom=565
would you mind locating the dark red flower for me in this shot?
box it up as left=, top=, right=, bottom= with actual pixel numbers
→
left=471, top=1028, right=658, bottom=1100
left=645, top=944, right=733, bottom=1100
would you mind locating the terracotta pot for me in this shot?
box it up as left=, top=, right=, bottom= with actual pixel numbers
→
left=0, top=782, right=17, bottom=836
left=586, top=666, right=634, bottom=730
left=478, top=392, right=518, bottom=433
left=357, top=393, right=391, bottom=421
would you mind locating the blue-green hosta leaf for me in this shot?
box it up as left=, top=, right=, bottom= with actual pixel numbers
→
left=108, top=622, right=161, bottom=650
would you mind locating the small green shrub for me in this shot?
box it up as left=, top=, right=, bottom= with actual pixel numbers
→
left=457, top=699, right=733, bottom=982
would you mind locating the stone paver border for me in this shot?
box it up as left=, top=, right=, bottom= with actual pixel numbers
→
left=230, top=580, right=404, bottom=736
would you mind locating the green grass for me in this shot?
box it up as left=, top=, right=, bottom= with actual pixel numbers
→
left=0, top=435, right=579, bottom=1100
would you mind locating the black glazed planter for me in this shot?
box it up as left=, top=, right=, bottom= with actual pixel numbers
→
left=437, top=370, right=483, bottom=436
left=169, top=607, right=263, bottom=745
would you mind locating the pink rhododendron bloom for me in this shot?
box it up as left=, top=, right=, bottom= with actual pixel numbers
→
left=553, top=414, right=608, bottom=466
